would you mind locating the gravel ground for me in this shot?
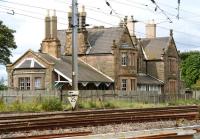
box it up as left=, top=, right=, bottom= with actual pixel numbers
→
left=1, top=120, right=200, bottom=138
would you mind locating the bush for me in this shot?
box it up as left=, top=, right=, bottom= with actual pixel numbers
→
left=10, top=100, right=24, bottom=112
left=41, top=97, right=63, bottom=111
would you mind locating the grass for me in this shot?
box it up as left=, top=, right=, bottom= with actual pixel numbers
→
left=0, top=98, right=199, bottom=112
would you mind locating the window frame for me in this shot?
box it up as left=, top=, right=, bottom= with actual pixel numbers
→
left=34, top=77, right=42, bottom=90
left=19, top=77, right=30, bottom=90
left=121, top=79, right=127, bottom=91
left=121, top=52, right=128, bottom=66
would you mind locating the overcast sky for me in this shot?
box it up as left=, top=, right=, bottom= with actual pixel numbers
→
left=0, top=0, right=200, bottom=79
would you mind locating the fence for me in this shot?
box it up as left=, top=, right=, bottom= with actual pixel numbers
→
left=0, top=90, right=198, bottom=104
left=0, top=90, right=59, bottom=104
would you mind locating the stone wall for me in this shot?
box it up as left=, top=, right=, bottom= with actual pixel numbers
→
left=80, top=54, right=115, bottom=79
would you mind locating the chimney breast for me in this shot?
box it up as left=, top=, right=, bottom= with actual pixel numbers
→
left=146, top=19, right=156, bottom=38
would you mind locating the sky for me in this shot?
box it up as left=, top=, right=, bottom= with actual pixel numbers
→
left=1, top=0, right=200, bottom=80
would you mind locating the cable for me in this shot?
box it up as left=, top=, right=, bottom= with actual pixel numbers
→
left=1, top=0, right=200, bottom=49
left=149, top=0, right=172, bottom=23
left=1, top=1, right=200, bottom=40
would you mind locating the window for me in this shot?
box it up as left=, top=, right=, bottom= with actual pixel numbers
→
left=130, top=79, right=136, bottom=91
left=137, top=85, right=146, bottom=91
left=19, top=77, right=30, bottom=90
left=121, top=52, right=128, bottom=66
left=121, top=79, right=127, bottom=91
left=35, top=77, right=42, bottom=89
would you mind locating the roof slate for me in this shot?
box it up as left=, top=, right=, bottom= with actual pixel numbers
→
left=141, top=37, right=170, bottom=60
left=57, top=27, right=125, bottom=54
left=36, top=52, right=113, bottom=83
left=87, top=27, right=124, bottom=54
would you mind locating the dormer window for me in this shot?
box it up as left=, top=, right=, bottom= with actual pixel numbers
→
left=121, top=52, right=128, bottom=66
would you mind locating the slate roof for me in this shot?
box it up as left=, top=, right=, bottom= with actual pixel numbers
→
left=57, top=27, right=125, bottom=54
left=141, top=37, right=170, bottom=60
left=16, top=59, right=44, bottom=69
left=87, top=27, right=124, bottom=54
left=137, top=74, right=164, bottom=85
left=36, top=52, right=113, bottom=83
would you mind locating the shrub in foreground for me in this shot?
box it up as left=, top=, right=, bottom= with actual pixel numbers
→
left=41, top=98, right=63, bottom=111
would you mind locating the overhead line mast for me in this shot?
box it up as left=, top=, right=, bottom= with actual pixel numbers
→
left=72, top=0, right=78, bottom=91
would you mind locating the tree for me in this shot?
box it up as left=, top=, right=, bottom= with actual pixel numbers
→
left=181, top=53, right=200, bottom=88
left=0, top=20, right=17, bottom=65
left=0, top=77, right=7, bottom=90
left=179, top=51, right=200, bottom=61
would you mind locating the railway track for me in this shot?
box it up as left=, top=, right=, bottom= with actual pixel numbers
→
left=0, top=105, right=199, bottom=134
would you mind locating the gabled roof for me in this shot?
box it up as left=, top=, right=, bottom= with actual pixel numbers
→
left=57, top=27, right=127, bottom=54
left=140, top=37, right=170, bottom=60
left=137, top=74, right=164, bottom=85
left=36, top=52, right=114, bottom=83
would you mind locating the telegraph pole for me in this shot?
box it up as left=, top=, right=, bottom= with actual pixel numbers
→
left=72, top=0, right=78, bottom=91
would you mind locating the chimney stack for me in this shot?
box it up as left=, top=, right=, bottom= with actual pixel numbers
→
left=79, top=5, right=86, bottom=30
left=45, top=9, right=51, bottom=39
left=146, top=20, right=156, bottom=38
left=51, top=9, right=57, bottom=39
left=127, top=15, right=135, bottom=37
left=41, top=10, right=61, bottom=58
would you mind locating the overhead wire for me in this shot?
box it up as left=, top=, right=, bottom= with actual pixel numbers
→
left=0, top=0, right=200, bottom=49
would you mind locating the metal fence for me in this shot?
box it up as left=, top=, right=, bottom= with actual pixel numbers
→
left=0, top=90, right=199, bottom=104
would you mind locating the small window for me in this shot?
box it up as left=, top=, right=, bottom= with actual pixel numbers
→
left=19, top=77, right=30, bottom=90
left=121, top=52, right=128, bottom=66
left=34, top=77, right=42, bottom=89
left=121, top=79, right=127, bottom=91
